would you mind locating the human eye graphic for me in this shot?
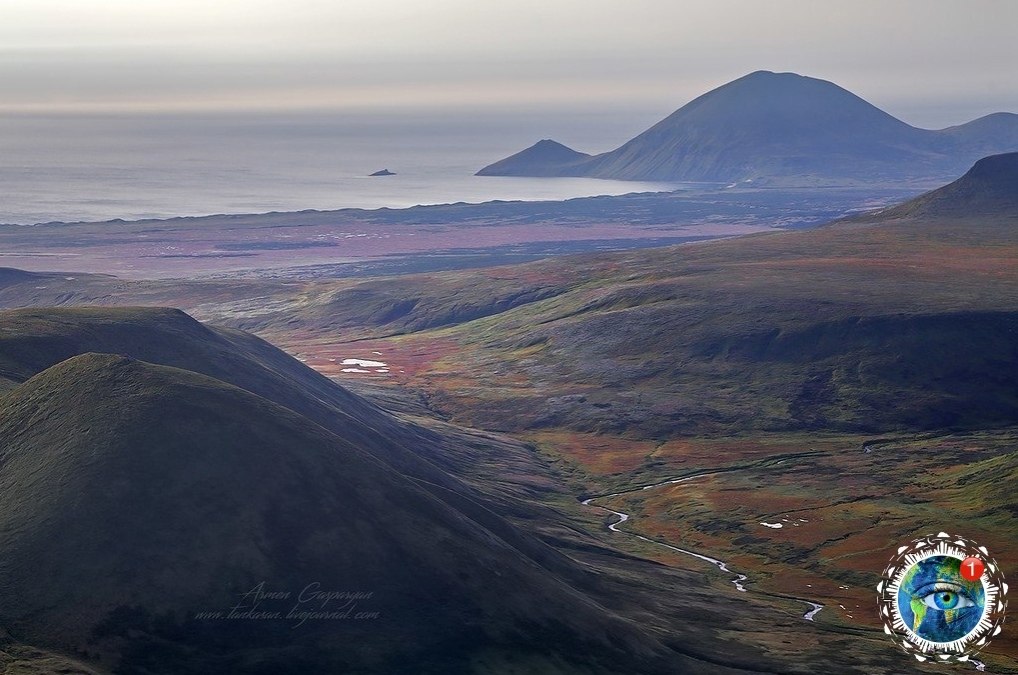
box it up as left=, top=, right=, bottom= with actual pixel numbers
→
left=918, top=583, right=976, bottom=611
left=897, top=555, right=986, bottom=641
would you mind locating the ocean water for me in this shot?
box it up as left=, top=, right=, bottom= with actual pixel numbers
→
left=0, top=109, right=676, bottom=225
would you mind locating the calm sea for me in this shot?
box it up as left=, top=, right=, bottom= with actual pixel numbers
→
left=0, top=108, right=676, bottom=225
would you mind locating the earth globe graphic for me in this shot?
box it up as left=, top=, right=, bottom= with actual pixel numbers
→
left=897, top=555, right=985, bottom=643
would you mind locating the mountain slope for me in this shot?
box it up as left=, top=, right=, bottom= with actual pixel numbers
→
left=0, top=307, right=608, bottom=596
left=864, top=151, right=1018, bottom=219
left=0, top=307, right=459, bottom=481
left=581, top=71, right=931, bottom=183
left=940, top=113, right=1018, bottom=154
left=476, top=139, right=591, bottom=177
left=0, top=268, right=46, bottom=288
left=0, top=353, right=667, bottom=673
left=478, top=71, right=1018, bottom=185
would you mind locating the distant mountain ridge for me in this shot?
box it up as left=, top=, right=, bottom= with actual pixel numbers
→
left=478, top=71, right=1018, bottom=185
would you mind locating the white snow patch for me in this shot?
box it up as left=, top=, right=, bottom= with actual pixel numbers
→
left=803, top=602, right=823, bottom=621
left=340, top=358, right=387, bottom=368
left=341, top=368, right=370, bottom=373
left=759, top=522, right=784, bottom=529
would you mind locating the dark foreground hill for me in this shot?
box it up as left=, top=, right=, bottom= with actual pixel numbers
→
left=0, top=308, right=689, bottom=674
left=479, top=71, right=1018, bottom=185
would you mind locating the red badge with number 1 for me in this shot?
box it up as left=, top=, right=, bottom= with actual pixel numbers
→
left=961, top=556, right=985, bottom=581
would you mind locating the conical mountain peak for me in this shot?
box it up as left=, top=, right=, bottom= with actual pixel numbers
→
left=479, top=72, right=1018, bottom=184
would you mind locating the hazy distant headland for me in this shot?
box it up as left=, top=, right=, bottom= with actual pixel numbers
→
left=0, top=185, right=919, bottom=279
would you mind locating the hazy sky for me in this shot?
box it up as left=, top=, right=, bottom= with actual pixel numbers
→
left=3, top=0, right=1016, bottom=127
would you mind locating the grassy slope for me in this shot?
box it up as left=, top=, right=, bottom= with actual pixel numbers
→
left=0, top=306, right=626, bottom=581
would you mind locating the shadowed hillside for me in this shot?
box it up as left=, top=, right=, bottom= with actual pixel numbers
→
left=0, top=268, right=46, bottom=287
left=0, top=307, right=599, bottom=582
left=864, top=151, right=1018, bottom=219
left=0, top=353, right=675, bottom=673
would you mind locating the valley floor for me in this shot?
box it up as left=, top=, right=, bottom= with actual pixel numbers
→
left=334, top=374, right=1018, bottom=674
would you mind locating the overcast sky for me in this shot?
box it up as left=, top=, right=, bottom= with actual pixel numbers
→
left=3, top=0, right=1016, bottom=127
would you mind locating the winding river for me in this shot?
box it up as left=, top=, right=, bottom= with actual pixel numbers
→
left=581, top=471, right=824, bottom=621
